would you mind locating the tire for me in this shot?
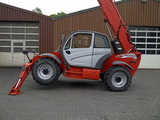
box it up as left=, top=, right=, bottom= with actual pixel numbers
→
left=104, top=66, right=131, bottom=91
left=32, top=58, right=60, bottom=85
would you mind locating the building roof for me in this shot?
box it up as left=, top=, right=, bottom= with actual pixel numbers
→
left=1, top=0, right=159, bottom=21
left=0, top=2, right=52, bottom=20
left=52, top=0, right=134, bottom=20
left=53, top=0, right=160, bottom=21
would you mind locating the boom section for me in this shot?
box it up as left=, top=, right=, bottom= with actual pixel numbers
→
left=98, top=0, right=135, bottom=53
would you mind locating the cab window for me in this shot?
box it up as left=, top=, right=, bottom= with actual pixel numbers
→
left=64, top=38, right=71, bottom=50
left=71, top=34, right=92, bottom=48
left=94, top=34, right=110, bottom=48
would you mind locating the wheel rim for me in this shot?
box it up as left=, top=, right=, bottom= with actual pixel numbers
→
left=37, top=64, right=53, bottom=80
left=111, top=71, right=127, bottom=88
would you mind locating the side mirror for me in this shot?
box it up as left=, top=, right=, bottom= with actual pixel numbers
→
left=61, top=34, right=65, bottom=43
left=22, top=49, right=31, bottom=62
left=22, top=49, right=29, bottom=55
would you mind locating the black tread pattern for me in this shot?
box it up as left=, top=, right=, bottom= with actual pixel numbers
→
left=32, top=58, right=60, bottom=85
left=104, top=66, right=132, bottom=91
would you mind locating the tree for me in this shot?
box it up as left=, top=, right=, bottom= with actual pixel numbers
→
left=50, top=12, right=66, bottom=18
left=32, top=7, right=42, bottom=14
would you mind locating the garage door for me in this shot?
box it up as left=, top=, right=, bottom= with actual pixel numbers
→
left=0, top=22, right=39, bottom=67
left=129, top=26, right=160, bottom=69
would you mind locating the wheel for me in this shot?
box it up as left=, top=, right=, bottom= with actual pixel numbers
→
left=32, top=58, right=60, bottom=85
left=104, top=66, right=131, bottom=91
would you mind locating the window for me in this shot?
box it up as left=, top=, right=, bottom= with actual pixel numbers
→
left=128, top=26, right=160, bottom=55
left=147, top=38, right=156, bottom=43
left=131, top=38, right=135, bottom=42
left=136, top=44, right=145, bottom=48
left=137, top=38, right=146, bottom=42
left=0, top=22, right=39, bottom=53
left=71, top=34, right=92, bottom=48
left=0, top=47, right=11, bottom=52
left=94, top=34, right=110, bottom=48
left=64, top=38, right=71, bottom=50
left=137, top=32, right=146, bottom=36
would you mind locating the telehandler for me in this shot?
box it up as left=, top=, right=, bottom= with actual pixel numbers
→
left=9, top=0, right=141, bottom=95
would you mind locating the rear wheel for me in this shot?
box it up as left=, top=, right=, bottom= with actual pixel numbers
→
left=104, top=66, right=131, bottom=91
left=32, top=58, right=60, bottom=85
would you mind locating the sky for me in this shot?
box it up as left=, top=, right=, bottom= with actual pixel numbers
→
left=0, top=0, right=100, bottom=16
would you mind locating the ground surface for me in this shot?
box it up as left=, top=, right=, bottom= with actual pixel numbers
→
left=0, top=68, right=160, bottom=120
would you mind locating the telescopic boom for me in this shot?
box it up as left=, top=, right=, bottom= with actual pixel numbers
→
left=98, top=0, right=135, bottom=53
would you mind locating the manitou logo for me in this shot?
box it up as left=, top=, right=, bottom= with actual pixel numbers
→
left=116, top=53, right=137, bottom=59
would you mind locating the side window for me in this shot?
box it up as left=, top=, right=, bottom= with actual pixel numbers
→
left=71, top=34, right=92, bottom=48
left=64, top=38, right=71, bottom=50
left=94, top=34, right=110, bottom=48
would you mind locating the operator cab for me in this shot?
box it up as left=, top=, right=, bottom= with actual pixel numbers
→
left=60, top=31, right=112, bottom=69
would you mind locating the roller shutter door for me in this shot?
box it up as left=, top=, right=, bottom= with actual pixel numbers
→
left=129, top=26, right=160, bottom=69
left=0, top=22, right=39, bottom=67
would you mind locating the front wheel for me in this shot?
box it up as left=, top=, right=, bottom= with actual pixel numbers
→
left=32, top=58, right=60, bottom=85
left=104, top=66, right=132, bottom=91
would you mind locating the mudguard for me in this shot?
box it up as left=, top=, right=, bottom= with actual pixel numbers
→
left=40, top=53, right=62, bottom=64
left=111, top=61, right=133, bottom=71
left=101, top=52, right=141, bottom=76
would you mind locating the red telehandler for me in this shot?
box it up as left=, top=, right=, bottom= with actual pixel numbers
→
left=9, top=0, right=141, bottom=95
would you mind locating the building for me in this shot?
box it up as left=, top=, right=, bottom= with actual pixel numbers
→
left=0, top=2, right=54, bottom=66
left=0, top=0, right=160, bottom=68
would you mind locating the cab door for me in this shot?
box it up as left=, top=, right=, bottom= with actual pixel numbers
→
left=63, top=32, right=93, bottom=67
left=91, top=33, right=112, bottom=69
